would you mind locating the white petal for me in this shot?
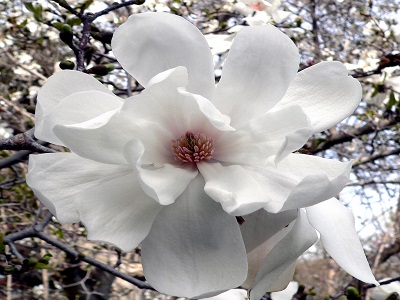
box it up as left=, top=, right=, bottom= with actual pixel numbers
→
left=53, top=108, right=128, bottom=165
left=77, top=173, right=163, bottom=252
left=214, top=25, right=299, bottom=127
left=214, top=105, right=312, bottom=166
left=246, top=154, right=352, bottom=213
left=141, top=175, right=248, bottom=298
left=198, top=162, right=268, bottom=216
left=306, top=198, right=378, bottom=285
left=271, top=282, right=299, bottom=300
left=274, top=61, right=362, bottom=133
left=26, top=153, right=131, bottom=224
left=203, top=289, right=248, bottom=300
left=240, top=209, right=298, bottom=288
left=112, top=12, right=215, bottom=98
left=240, top=209, right=298, bottom=253
left=250, top=211, right=318, bottom=300
left=41, top=90, right=122, bottom=145
left=54, top=67, right=232, bottom=165
left=124, top=139, right=198, bottom=205
left=275, top=154, right=352, bottom=212
left=35, top=70, right=115, bottom=144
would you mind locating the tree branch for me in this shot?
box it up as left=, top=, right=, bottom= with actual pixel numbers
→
left=0, top=129, right=57, bottom=154
left=3, top=211, right=155, bottom=291
left=304, top=117, right=400, bottom=154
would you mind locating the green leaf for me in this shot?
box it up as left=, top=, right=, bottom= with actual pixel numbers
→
left=3, top=265, right=15, bottom=275
left=52, top=22, right=64, bottom=31
left=34, top=262, right=53, bottom=270
left=80, top=0, right=94, bottom=11
left=386, top=90, right=397, bottom=110
left=24, top=2, right=35, bottom=13
left=67, top=17, right=82, bottom=27
left=40, top=254, right=53, bottom=264
left=18, top=19, right=28, bottom=28
left=33, top=4, right=43, bottom=21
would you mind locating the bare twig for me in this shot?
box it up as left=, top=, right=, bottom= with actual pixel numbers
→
left=3, top=211, right=155, bottom=291
left=0, top=129, right=57, bottom=154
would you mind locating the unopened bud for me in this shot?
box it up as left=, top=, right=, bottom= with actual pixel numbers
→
left=59, top=60, right=75, bottom=70
left=87, top=65, right=109, bottom=76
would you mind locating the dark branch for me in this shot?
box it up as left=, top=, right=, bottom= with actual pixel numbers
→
left=303, top=117, right=400, bottom=154
left=3, top=211, right=154, bottom=291
left=91, top=0, right=146, bottom=20
left=0, top=129, right=57, bottom=154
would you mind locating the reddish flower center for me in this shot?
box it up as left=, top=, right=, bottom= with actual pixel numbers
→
left=171, top=131, right=215, bottom=163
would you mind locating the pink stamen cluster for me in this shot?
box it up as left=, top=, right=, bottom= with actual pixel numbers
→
left=172, top=131, right=215, bottom=163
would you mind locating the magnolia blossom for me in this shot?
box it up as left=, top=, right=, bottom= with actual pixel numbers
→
left=234, top=0, right=291, bottom=25
left=27, top=12, right=377, bottom=300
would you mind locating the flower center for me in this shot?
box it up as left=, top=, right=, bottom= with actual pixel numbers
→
left=171, top=131, right=215, bottom=163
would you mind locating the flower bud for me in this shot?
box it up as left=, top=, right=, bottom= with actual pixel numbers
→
left=59, top=60, right=75, bottom=70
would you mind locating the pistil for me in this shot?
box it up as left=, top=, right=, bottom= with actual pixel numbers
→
left=171, top=131, right=215, bottom=163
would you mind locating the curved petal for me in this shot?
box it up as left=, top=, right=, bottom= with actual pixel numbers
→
left=141, top=175, right=248, bottom=298
left=35, top=70, right=115, bottom=144
left=26, top=153, right=131, bottom=224
left=112, top=12, right=215, bottom=99
left=245, top=154, right=352, bottom=213
left=203, top=289, right=248, bottom=300
left=214, top=105, right=312, bottom=166
left=242, top=223, right=293, bottom=290
left=274, top=61, right=362, bottom=133
left=53, top=108, right=128, bottom=165
left=54, top=67, right=232, bottom=165
left=275, top=154, right=352, bottom=212
left=240, top=209, right=298, bottom=253
left=306, top=198, right=378, bottom=285
left=271, top=282, right=299, bottom=300
left=41, top=90, right=122, bottom=145
left=198, top=162, right=269, bottom=216
left=242, top=214, right=297, bottom=289
left=124, top=139, right=198, bottom=205
left=250, top=210, right=318, bottom=300
left=77, top=173, right=163, bottom=252
left=214, top=25, right=300, bottom=127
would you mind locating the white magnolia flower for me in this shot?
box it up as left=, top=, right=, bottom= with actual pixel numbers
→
left=27, top=12, right=377, bottom=300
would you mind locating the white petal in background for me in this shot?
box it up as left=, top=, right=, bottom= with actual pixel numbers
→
left=274, top=61, right=362, bottom=133
left=271, top=281, right=299, bottom=300
left=26, top=153, right=131, bottom=224
left=240, top=209, right=298, bottom=253
left=306, top=198, right=379, bottom=285
left=250, top=210, right=318, bottom=300
left=243, top=221, right=295, bottom=289
left=35, top=70, right=115, bottom=144
left=112, top=12, right=215, bottom=99
left=141, top=176, right=248, bottom=298
left=214, top=24, right=299, bottom=127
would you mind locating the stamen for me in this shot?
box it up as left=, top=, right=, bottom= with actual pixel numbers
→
left=172, top=131, right=215, bottom=163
